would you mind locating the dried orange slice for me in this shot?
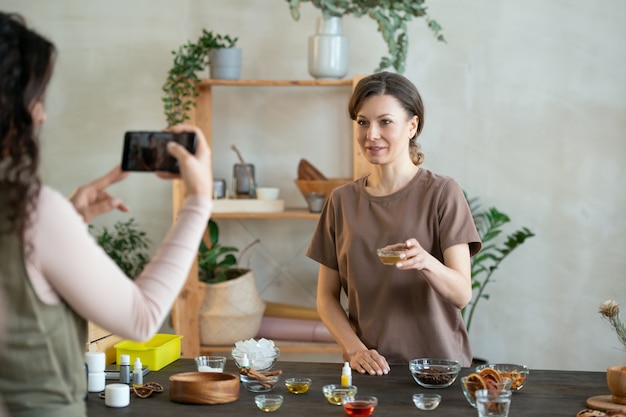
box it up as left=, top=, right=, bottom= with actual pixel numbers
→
left=463, top=372, right=488, bottom=401
left=478, top=367, right=502, bottom=386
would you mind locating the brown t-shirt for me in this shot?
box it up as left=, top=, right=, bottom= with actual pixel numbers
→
left=307, top=169, right=481, bottom=365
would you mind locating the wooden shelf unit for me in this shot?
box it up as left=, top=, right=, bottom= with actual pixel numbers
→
left=171, top=77, right=368, bottom=357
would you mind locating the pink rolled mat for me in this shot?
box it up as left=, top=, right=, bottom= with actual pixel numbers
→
left=256, top=316, right=335, bottom=343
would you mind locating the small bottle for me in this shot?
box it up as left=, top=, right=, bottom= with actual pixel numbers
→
left=240, top=353, right=250, bottom=370
left=341, top=361, right=352, bottom=387
left=132, top=357, right=143, bottom=387
left=119, top=354, right=131, bottom=384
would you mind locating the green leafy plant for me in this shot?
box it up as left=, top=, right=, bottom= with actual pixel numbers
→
left=286, top=0, right=445, bottom=74
left=89, top=218, right=151, bottom=279
left=162, top=30, right=238, bottom=126
left=462, top=195, right=535, bottom=331
left=198, top=219, right=259, bottom=284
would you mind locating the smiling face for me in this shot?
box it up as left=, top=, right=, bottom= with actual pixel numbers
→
left=355, top=94, right=418, bottom=167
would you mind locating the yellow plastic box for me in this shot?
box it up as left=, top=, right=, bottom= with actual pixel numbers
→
left=114, top=334, right=183, bottom=371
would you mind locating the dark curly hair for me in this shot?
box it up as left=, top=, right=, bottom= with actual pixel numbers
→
left=348, top=72, right=425, bottom=166
left=0, top=12, right=55, bottom=243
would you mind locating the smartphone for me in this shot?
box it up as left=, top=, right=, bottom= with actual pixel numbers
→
left=121, top=131, right=197, bottom=173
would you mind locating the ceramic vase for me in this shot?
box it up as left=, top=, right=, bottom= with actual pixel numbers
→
left=199, top=270, right=265, bottom=345
left=607, top=365, right=626, bottom=405
left=308, top=16, right=349, bottom=80
left=209, top=48, right=242, bottom=80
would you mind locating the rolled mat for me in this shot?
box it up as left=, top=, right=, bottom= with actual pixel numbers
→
left=256, top=316, right=335, bottom=343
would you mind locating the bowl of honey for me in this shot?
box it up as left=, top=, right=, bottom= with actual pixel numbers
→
left=285, top=377, right=311, bottom=394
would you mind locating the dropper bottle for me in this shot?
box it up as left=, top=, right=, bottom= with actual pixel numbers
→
left=341, top=361, right=352, bottom=387
left=132, top=357, right=143, bottom=387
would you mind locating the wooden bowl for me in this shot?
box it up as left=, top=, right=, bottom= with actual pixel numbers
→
left=169, top=372, right=240, bottom=404
left=294, top=178, right=352, bottom=202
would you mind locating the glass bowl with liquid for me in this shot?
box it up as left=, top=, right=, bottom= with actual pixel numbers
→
left=285, top=377, right=311, bottom=394
left=322, top=384, right=358, bottom=405
left=342, top=395, right=378, bottom=417
left=376, top=246, right=407, bottom=265
left=254, top=394, right=283, bottom=412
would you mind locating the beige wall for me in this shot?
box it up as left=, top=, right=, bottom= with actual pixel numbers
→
left=4, top=0, right=625, bottom=371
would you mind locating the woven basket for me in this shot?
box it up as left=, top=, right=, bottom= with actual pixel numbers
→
left=294, top=178, right=351, bottom=202
left=199, top=270, right=265, bottom=346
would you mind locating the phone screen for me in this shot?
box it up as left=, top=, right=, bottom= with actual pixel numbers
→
left=121, top=131, right=197, bottom=173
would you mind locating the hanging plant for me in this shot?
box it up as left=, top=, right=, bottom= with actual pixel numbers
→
left=162, top=30, right=238, bottom=126
left=285, top=0, right=445, bottom=74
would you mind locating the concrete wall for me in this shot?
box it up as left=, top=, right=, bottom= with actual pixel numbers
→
left=4, top=0, right=625, bottom=371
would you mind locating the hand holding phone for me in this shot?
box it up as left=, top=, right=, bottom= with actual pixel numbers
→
left=121, top=131, right=197, bottom=173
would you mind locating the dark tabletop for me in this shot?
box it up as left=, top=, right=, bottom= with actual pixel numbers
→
left=86, top=359, right=608, bottom=416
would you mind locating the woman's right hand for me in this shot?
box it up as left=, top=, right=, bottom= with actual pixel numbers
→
left=158, top=124, right=212, bottom=199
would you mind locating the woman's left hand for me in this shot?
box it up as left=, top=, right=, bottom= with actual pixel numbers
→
left=69, top=165, right=130, bottom=223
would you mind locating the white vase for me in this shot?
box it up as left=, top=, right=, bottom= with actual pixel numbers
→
left=199, top=270, right=266, bottom=345
left=308, top=16, right=349, bottom=80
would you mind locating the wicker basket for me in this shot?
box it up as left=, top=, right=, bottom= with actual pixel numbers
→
left=294, top=178, right=352, bottom=202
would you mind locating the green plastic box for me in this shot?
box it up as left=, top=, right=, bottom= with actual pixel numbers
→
left=114, top=333, right=183, bottom=371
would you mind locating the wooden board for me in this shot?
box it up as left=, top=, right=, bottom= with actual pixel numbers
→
left=587, top=395, right=626, bottom=412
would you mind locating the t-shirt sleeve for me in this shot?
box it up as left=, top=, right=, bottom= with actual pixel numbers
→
left=306, top=195, right=339, bottom=271
left=31, top=186, right=212, bottom=341
left=437, top=178, right=482, bottom=256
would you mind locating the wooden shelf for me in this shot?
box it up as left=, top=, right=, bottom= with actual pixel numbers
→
left=212, top=208, right=319, bottom=219
left=198, top=79, right=353, bottom=87
left=171, top=77, right=367, bottom=358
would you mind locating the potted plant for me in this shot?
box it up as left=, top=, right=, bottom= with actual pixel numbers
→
left=162, top=30, right=239, bottom=126
left=197, top=219, right=265, bottom=346
left=89, top=218, right=151, bottom=279
left=462, top=195, right=535, bottom=332
left=286, top=0, right=445, bottom=74
left=599, top=300, right=626, bottom=405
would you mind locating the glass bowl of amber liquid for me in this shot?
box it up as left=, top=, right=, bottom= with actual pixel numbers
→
left=376, top=247, right=406, bottom=265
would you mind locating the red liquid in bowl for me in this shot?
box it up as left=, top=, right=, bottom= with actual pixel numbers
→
left=343, top=401, right=376, bottom=416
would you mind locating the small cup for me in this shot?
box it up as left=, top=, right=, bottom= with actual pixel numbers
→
left=305, top=192, right=325, bottom=213
left=104, top=383, right=130, bottom=408
left=256, top=187, right=280, bottom=200
left=195, top=355, right=226, bottom=372
left=475, top=389, right=512, bottom=417
left=412, top=393, right=441, bottom=410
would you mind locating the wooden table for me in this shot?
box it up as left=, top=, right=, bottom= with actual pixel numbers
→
left=86, top=359, right=609, bottom=416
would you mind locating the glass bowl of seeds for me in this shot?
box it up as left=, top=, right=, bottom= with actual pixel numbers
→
left=408, top=358, right=461, bottom=388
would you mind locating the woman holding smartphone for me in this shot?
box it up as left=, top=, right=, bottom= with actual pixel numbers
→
left=0, top=12, right=213, bottom=417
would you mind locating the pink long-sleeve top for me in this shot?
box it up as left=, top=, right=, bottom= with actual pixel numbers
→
left=25, top=185, right=211, bottom=341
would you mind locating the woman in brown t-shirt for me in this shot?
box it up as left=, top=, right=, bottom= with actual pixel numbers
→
left=307, top=72, right=481, bottom=376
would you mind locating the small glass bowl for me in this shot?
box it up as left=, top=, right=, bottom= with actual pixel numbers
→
left=475, top=363, right=529, bottom=391
left=194, top=355, right=226, bottom=373
left=240, top=374, right=280, bottom=393
left=412, top=393, right=442, bottom=410
left=254, top=394, right=283, bottom=412
left=342, top=395, right=378, bottom=417
left=322, top=384, right=358, bottom=405
left=376, top=248, right=406, bottom=265
left=285, top=377, right=312, bottom=394
left=409, top=358, right=461, bottom=388
left=231, top=347, right=280, bottom=372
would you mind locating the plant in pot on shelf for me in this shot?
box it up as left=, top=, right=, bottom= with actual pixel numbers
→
left=197, top=219, right=265, bottom=346
left=286, top=0, right=445, bottom=74
left=462, top=195, right=535, bottom=332
left=89, top=218, right=151, bottom=279
left=162, top=30, right=239, bottom=126
left=599, top=300, right=626, bottom=406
